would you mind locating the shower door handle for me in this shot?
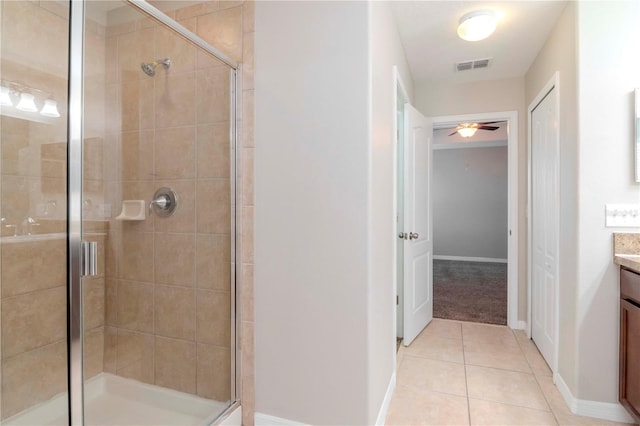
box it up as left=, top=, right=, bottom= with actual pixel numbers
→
left=81, top=241, right=98, bottom=277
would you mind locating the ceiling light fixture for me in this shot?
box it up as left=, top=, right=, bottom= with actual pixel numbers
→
left=457, top=123, right=479, bottom=138
left=457, top=10, right=497, bottom=42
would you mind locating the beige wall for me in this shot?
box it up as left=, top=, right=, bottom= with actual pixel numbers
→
left=414, top=77, right=527, bottom=320
left=575, top=0, right=640, bottom=404
left=255, top=1, right=413, bottom=423
left=525, top=1, right=578, bottom=397
left=369, top=2, right=415, bottom=423
left=526, top=0, right=640, bottom=412
left=255, top=1, right=371, bottom=423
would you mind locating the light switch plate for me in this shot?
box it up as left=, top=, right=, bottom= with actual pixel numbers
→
left=605, top=204, right=640, bottom=227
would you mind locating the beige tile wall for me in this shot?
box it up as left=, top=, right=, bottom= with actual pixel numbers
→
left=240, top=2, right=255, bottom=424
left=0, top=1, right=107, bottom=419
left=0, top=0, right=254, bottom=422
left=104, top=2, right=254, bottom=420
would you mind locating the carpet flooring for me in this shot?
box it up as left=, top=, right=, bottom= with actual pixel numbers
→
left=433, top=259, right=507, bottom=325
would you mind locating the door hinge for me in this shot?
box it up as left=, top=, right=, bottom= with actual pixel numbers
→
left=81, top=240, right=98, bottom=277
left=396, top=295, right=399, bottom=305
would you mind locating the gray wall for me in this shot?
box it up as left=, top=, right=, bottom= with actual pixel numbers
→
left=433, top=146, right=508, bottom=260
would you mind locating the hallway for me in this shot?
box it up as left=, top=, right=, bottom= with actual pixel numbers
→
left=386, top=320, right=633, bottom=425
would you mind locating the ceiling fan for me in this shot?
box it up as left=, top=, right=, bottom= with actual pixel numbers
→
left=448, top=121, right=504, bottom=137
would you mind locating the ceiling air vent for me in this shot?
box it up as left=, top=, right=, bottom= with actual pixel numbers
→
left=456, top=61, right=473, bottom=71
left=455, top=58, right=492, bottom=72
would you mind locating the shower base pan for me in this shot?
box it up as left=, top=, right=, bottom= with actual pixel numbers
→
left=5, top=373, right=229, bottom=426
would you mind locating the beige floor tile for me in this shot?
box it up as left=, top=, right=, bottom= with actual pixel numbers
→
left=386, top=385, right=469, bottom=426
left=514, top=329, right=530, bottom=342
left=535, top=376, right=572, bottom=416
left=518, top=338, right=553, bottom=377
left=469, top=398, right=557, bottom=425
left=464, top=340, right=531, bottom=373
left=405, top=331, right=465, bottom=364
left=464, top=335, right=523, bottom=354
left=466, top=365, right=549, bottom=411
left=462, top=323, right=520, bottom=350
left=423, top=319, right=463, bottom=340
left=397, top=344, right=406, bottom=369
left=555, top=413, right=635, bottom=426
left=536, top=377, right=634, bottom=426
left=398, top=355, right=467, bottom=397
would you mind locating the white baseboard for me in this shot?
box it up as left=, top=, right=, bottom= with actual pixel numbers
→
left=218, top=405, right=242, bottom=425
left=254, top=375, right=397, bottom=426
left=555, top=373, right=635, bottom=423
left=516, top=320, right=527, bottom=330
left=433, top=255, right=508, bottom=264
left=255, top=413, right=309, bottom=426
left=376, top=373, right=396, bottom=425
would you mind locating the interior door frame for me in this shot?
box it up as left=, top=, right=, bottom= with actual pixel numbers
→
left=431, top=111, right=519, bottom=329
left=527, top=72, right=560, bottom=375
left=392, top=66, right=411, bottom=357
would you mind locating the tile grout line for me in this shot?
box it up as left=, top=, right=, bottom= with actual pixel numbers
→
left=461, top=324, right=472, bottom=426
left=514, top=330, right=560, bottom=425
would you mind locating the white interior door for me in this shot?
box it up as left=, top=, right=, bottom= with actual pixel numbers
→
left=531, top=86, right=558, bottom=368
left=403, top=103, right=433, bottom=346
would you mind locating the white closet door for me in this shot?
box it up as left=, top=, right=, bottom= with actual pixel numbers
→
left=531, top=86, right=558, bottom=369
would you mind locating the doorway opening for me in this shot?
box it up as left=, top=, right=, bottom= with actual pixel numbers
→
left=432, top=112, right=519, bottom=328
left=432, top=120, right=508, bottom=325
left=394, top=109, right=518, bottom=345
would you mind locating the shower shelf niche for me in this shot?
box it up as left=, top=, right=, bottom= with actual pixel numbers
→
left=115, top=200, right=146, bottom=221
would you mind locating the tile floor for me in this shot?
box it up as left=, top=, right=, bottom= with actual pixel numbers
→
left=386, top=319, right=635, bottom=426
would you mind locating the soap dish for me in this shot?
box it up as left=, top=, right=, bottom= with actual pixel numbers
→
left=115, top=200, right=146, bottom=221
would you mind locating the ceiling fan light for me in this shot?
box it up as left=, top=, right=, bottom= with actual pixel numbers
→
left=457, top=127, right=478, bottom=138
left=457, top=11, right=497, bottom=42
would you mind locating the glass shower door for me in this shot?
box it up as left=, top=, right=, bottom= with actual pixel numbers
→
left=80, top=1, right=237, bottom=424
left=0, top=1, right=70, bottom=424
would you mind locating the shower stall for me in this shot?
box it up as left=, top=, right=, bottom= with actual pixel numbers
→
left=0, top=0, right=240, bottom=424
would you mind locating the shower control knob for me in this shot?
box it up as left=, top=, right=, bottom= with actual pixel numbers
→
left=152, top=194, right=170, bottom=209
left=150, top=187, right=178, bottom=217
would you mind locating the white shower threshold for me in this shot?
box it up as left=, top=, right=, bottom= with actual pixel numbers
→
left=4, top=373, right=230, bottom=426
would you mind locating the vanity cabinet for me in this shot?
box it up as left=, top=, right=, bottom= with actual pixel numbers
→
left=620, top=267, right=640, bottom=423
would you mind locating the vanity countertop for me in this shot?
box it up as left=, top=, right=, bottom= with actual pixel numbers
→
left=614, top=233, right=640, bottom=273
left=614, top=254, right=640, bottom=273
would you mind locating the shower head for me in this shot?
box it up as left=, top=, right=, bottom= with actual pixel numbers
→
left=141, top=58, right=171, bottom=76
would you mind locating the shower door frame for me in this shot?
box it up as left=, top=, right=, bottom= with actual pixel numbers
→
left=67, top=1, right=240, bottom=423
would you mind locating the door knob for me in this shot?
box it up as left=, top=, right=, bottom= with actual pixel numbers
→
left=409, top=232, right=419, bottom=240
left=398, top=232, right=408, bottom=240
